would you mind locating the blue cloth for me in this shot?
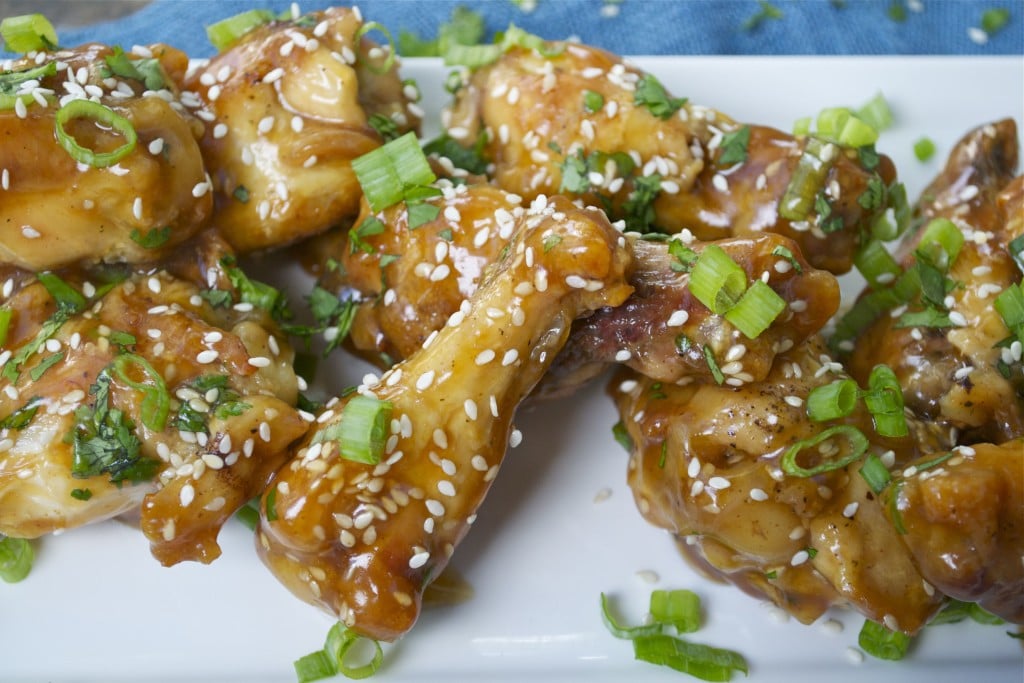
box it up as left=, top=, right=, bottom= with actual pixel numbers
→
left=21, top=0, right=1024, bottom=58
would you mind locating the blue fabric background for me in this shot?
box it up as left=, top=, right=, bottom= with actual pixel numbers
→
left=18, top=0, right=1024, bottom=58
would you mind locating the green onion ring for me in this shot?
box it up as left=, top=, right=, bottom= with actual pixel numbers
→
left=54, top=99, right=137, bottom=168
left=780, top=425, right=869, bottom=477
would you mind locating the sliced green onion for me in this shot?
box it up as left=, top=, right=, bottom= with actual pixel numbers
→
left=870, top=181, right=910, bottom=241
left=780, top=425, right=869, bottom=477
left=856, top=92, right=893, bottom=134
left=583, top=90, right=605, bottom=113
left=689, top=245, right=747, bottom=315
left=235, top=499, right=260, bottom=531
left=650, top=589, right=701, bottom=634
left=815, top=107, right=852, bottom=139
left=994, top=283, right=1024, bottom=342
left=724, top=280, right=786, bottom=339
left=792, top=116, right=811, bottom=136
left=913, top=137, right=936, bottom=161
left=858, top=453, right=891, bottom=494
left=55, top=99, right=137, bottom=169
left=633, top=634, right=749, bottom=681
left=806, top=379, right=859, bottom=422
left=313, top=395, right=393, bottom=465
left=0, top=397, right=40, bottom=430
left=295, top=623, right=383, bottom=682
left=854, top=239, right=902, bottom=290
left=837, top=116, right=879, bottom=148
left=912, top=450, right=955, bottom=473
left=599, top=593, right=662, bottom=640
left=28, top=351, right=63, bottom=381
left=36, top=271, right=87, bottom=313
left=780, top=137, right=835, bottom=221
left=915, top=218, right=964, bottom=270
left=0, top=536, right=33, bottom=583
left=863, top=364, right=908, bottom=438
left=443, top=42, right=502, bottom=67
left=0, top=61, right=56, bottom=110
left=109, top=354, right=169, bottom=432
left=858, top=619, right=911, bottom=661
left=351, top=132, right=437, bottom=213
left=0, top=14, right=57, bottom=53
left=206, top=9, right=275, bottom=52
left=355, top=21, right=397, bottom=74
left=0, top=307, right=12, bottom=347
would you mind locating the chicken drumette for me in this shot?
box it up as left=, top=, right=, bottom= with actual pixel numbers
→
left=257, top=195, right=632, bottom=641
left=186, top=6, right=421, bottom=252
left=0, top=41, right=210, bottom=270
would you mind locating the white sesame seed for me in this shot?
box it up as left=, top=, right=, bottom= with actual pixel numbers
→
left=196, top=349, right=219, bottom=364
left=437, top=480, right=456, bottom=497
left=509, top=429, right=523, bottom=448
left=257, top=116, right=275, bottom=134
left=783, top=395, right=804, bottom=407
left=416, top=370, right=435, bottom=391
left=790, top=550, right=810, bottom=566
left=842, top=501, right=859, bottom=518
left=749, top=488, right=768, bottom=501
left=845, top=647, right=865, bottom=664
left=502, top=349, right=519, bottom=366
left=475, top=349, right=495, bottom=365
left=409, top=551, right=430, bottom=569
left=666, top=310, right=689, bottom=327
left=248, top=356, right=271, bottom=368
left=565, top=275, right=587, bottom=289
left=21, top=226, right=41, bottom=239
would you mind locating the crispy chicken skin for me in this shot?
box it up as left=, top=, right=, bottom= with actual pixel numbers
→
left=881, top=439, right=1023, bottom=624
left=257, top=195, right=633, bottom=641
left=444, top=42, right=893, bottom=273
left=613, top=337, right=951, bottom=633
left=0, top=237, right=305, bottom=565
left=845, top=120, right=1023, bottom=444
left=0, top=42, right=210, bottom=270
left=186, top=6, right=421, bottom=253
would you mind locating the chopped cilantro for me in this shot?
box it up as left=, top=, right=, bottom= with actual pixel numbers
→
left=28, top=351, right=64, bottom=382
left=815, top=192, right=845, bottom=234
left=422, top=132, right=490, bottom=175
left=717, top=125, right=751, bottom=166
left=703, top=345, right=724, bottom=384
left=101, top=46, right=166, bottom=91
left=349, top=217, right=386, bottom=255
left=622, top=174, right=663, bottom=233
left=981, top=7, right=1011, bottom=35
left=611, top=421, right=633, bottom=452
left=406, top=201, right=441, bottom=230
left=771, top=245, right=803, bottom=274
left=70, top=488, right=93, bottom=501
left=668, top=238, right=698, bottom=272
left=232, top=185, right=250, bottom=203
left=634, top=74, right=687, bottom=120
left=175, top=375, right=251, bottom=433
left=130, top=226, right=172, bottom=249
left=70, top=371, right=158, bottom=484
left=543, top=234, right=563, bottom=252
left=887, top=0, right=908, bottom=22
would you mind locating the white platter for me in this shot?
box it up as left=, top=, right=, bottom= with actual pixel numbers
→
left=2, top=56, right=1023, bottom=683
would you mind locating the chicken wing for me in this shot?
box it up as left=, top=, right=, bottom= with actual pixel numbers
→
left=0, top=42, right=210, bottom=270
left=443, top=41, right=894, bottom=273
left=186, top=6, right=421, bottom=252
left=880, top=439, right=1023, bottom=624
left=0, top=236, right=305, bottom=565
left=843, top=120, right=1022, bottom=444
left=256, top=194, right=633, bottom=641
left=614, top=337, right=951, bottom=632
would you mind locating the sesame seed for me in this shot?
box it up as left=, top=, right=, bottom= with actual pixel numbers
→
left=416, top=370, right=435, bottom=391
left=666, top=310, right=689, bottom=327
left=845, top=647, right=865, bottom=664
left=409, top=550, right=430, bottom=569
left=842, top=502, right=859, bottom=518
left=180, top=484, right=195, bottom=507
left=565, top=275, right=587, bottom=289
left=614, top=349, right=632, bottom=362
left=948, top=311, right=968, bottom=326
left=712, top=174, right=729, bottom=192
left=475, top=349, right=495, bottom=365
left=749, top=488, right=768, bottom=501
left=196, top=350, right=219, bottom=364
left=708, top=476, right=730, bottom=489
left=509, top=429, right=523, bottom=448
left=21, top=226, right=41, bottom=239
left=502, top=349, right=519, bottom=366
left=687, top=457, right=701, bottom=478
left=790, top=550, right=810, bottom=566
left=257, top=116, right=275, bottom=134
left=783, top=395, right=804, bottom=407
left=437, top=480, right=456, bottom=497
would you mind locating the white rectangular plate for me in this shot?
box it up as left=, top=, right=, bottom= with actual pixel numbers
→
left=3, top=56, right=1022, bottom=683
